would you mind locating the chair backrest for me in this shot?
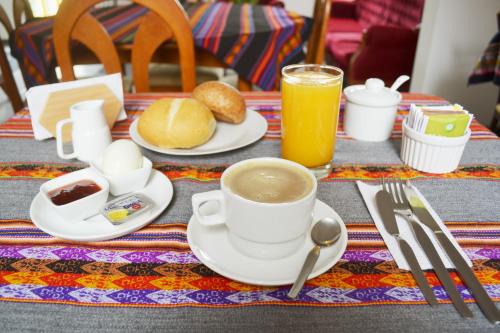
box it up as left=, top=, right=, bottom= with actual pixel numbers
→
left=13, top=0, right=34, bottom=28
left=306, top=0, right=331, bottom=64
left=53, top=0, right=196, bottom=92
left=0, top=4, right=23, bottom=111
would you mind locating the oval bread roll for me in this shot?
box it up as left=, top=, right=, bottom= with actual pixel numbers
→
left=137, top=98, right=216, bottom=149
left=192, top=81, right=246, bottom=124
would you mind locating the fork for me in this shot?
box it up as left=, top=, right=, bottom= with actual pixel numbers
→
left=383, top=179, right=473, bottom=318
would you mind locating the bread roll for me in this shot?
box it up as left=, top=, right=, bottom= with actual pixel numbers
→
left=137, top=98, right=216, bottom=149
left=193, top=81, right=246, bottom=124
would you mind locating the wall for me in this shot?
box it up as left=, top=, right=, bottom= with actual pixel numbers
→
left=411, top=0, right=499, bottom=125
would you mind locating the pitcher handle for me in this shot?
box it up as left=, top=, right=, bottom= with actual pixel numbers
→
left=56, top=119, right=77, bottom=160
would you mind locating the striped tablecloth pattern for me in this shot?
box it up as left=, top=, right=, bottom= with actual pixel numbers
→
left=11, top=3, right=311, bottom=91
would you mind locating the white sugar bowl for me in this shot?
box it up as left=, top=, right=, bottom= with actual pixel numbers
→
left=343, top=77, right=403, bottom=142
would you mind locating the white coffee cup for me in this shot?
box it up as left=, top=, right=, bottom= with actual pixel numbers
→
left=56, top=100, right=112, bottom=163
left=191, top=157, right=317, bottom=260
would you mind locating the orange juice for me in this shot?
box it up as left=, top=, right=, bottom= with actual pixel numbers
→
left=281, top=66, right=343, bottom=172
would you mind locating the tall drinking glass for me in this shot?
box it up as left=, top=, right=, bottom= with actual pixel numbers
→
left=281, top=64, right=343, bottom=178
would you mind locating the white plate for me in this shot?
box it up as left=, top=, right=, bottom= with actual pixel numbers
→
left=129, top=110, right=268, bottom=156
left=30, top=169, right=173, bottom=242
left=187, top=199, right=348, bottom=286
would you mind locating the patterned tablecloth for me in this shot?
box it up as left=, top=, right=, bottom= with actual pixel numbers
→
left=0, top=93, right=498, bottom=331
left=10, top=3, right=310, bottom=91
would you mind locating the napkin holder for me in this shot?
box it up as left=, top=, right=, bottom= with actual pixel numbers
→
left=26, top=73, right=126, bottom=141
left=401, top=119, right=470, bottom=174
left=39, top=84, right=122, bottom=142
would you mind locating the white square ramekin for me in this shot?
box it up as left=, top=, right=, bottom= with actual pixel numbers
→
left=40, top=168, right=109, bottom=222
left=401, top=119, right=471, bottom=174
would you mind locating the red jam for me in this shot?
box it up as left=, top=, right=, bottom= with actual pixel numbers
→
left=48, top=180, right=101, bottom=206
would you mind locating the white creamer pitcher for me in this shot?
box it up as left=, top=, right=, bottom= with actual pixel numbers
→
left=56, top=100, right=112, bottom=162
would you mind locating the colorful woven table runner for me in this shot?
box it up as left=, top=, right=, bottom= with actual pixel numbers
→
left=1, top=93, right=497, bottom=140
left=0, top=93, right=498, bottom=307
left=10, top=3, right=310, bottom=90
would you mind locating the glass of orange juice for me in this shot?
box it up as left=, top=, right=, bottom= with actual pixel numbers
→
left=281, top=64, right=343, bottom=179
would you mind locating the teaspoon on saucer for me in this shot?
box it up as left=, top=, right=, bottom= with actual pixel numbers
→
left=287, top=217, right=342, bottom=299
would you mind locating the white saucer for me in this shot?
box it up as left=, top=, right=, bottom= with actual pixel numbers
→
left=187, top=199, right=348, bottom=286
left=30, top=169, right=173, bottom=242
left=129, top=110, right=268, bottom=156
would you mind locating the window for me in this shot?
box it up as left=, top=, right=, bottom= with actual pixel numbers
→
left=29, top=0, right=63, bottom=17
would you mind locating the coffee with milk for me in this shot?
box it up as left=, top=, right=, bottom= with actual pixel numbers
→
left=224, top=161, right=313, bottom=204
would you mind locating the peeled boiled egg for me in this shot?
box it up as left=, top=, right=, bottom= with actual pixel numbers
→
left=102, top=140, right=143, bottom=176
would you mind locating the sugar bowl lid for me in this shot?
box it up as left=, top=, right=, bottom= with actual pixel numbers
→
left=343, top=78, right=402, bottom=107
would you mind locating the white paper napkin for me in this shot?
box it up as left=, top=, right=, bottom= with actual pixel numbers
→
left=27, top=73, right=126, bottom=140
left=357, top=181, right=472, bottom=270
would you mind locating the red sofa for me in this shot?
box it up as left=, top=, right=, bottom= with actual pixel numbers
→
left=326, top=0, right=424, bottom=89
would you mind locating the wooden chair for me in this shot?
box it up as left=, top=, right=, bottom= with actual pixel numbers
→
left=13, top=0, right=34, bottom=28
left=0, top=4, right=23, bottom=112
left=53, top=0, right=196, bottom=92
left=305, top=0, right=332, bottom=64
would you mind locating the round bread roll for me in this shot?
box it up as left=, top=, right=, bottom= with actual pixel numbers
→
left=137, top=98, right=216, bottom=149
left=192, top=81, right=246, bottom=124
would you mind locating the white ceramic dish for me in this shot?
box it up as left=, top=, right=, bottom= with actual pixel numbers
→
left=30, top=169, right=173, bottom=242
left=401, top=119, right=471, bottom=174
left=129, top=110, right=268, bottom=156
left=187, top=199, right=348, bottom=286
left=90, top=156, right=153, bottom=196
left=343, top=78, right=402, bottom=142
left=39, top=168, right=109, bottom=222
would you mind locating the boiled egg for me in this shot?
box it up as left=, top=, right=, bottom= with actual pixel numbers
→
left=102, top=140, right=143, bottom=175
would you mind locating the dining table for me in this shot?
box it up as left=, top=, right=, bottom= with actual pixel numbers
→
left=10, top=2, right=311, bottom=91
left=0, top=91, right=498, bottom=331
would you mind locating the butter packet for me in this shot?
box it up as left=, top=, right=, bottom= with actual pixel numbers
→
left=101, top=193, right=153, bottom=225
left=408, top=104, right=473, bottom=137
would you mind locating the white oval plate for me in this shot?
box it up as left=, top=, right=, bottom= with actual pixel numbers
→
left=129, top=110, right=268, bottom=156
left=187, top=200, right=348, bottom=286
left=30, top=169, right=173, bottom=242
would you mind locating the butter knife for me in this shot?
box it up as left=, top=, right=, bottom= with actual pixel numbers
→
left=375, top=190, right=438, bottom=306
left=409, top=219, right=473, bottom=317
left=404, top=183, right=500, bottom=324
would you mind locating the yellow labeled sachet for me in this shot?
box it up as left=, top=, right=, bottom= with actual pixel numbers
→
left=408, top=104, right=473, bottom=137
left=101, top=193, right=153, bottom=225
left=422, top=111, right=471, bottom=137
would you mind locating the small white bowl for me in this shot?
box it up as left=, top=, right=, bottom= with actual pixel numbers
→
left=401, top=119, right=471, bottom=174
left=90, top=156, right=152, bottom=196
left=40, top=168, right=109, bottom=222
left=343, top=78, right=402, bottom=142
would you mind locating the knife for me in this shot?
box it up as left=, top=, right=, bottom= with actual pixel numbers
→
left=409, top=219, right=473, bottom=317
left=375, top=190, right=438, bottom=306
left=404, top=183, right=500, bottom=324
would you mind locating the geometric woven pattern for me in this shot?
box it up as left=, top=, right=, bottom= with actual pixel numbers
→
left=0, top=163, right=499, bottom=183
left=1, top=93, right=498, bottom=140
left=0, top=227, right=498, bottom=307
left=0, top=93, right=498, bottom=308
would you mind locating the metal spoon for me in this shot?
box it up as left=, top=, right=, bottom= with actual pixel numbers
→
left=287, top=217, right=342, bottom=299
left=390, top=75, right=410, bottom=92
